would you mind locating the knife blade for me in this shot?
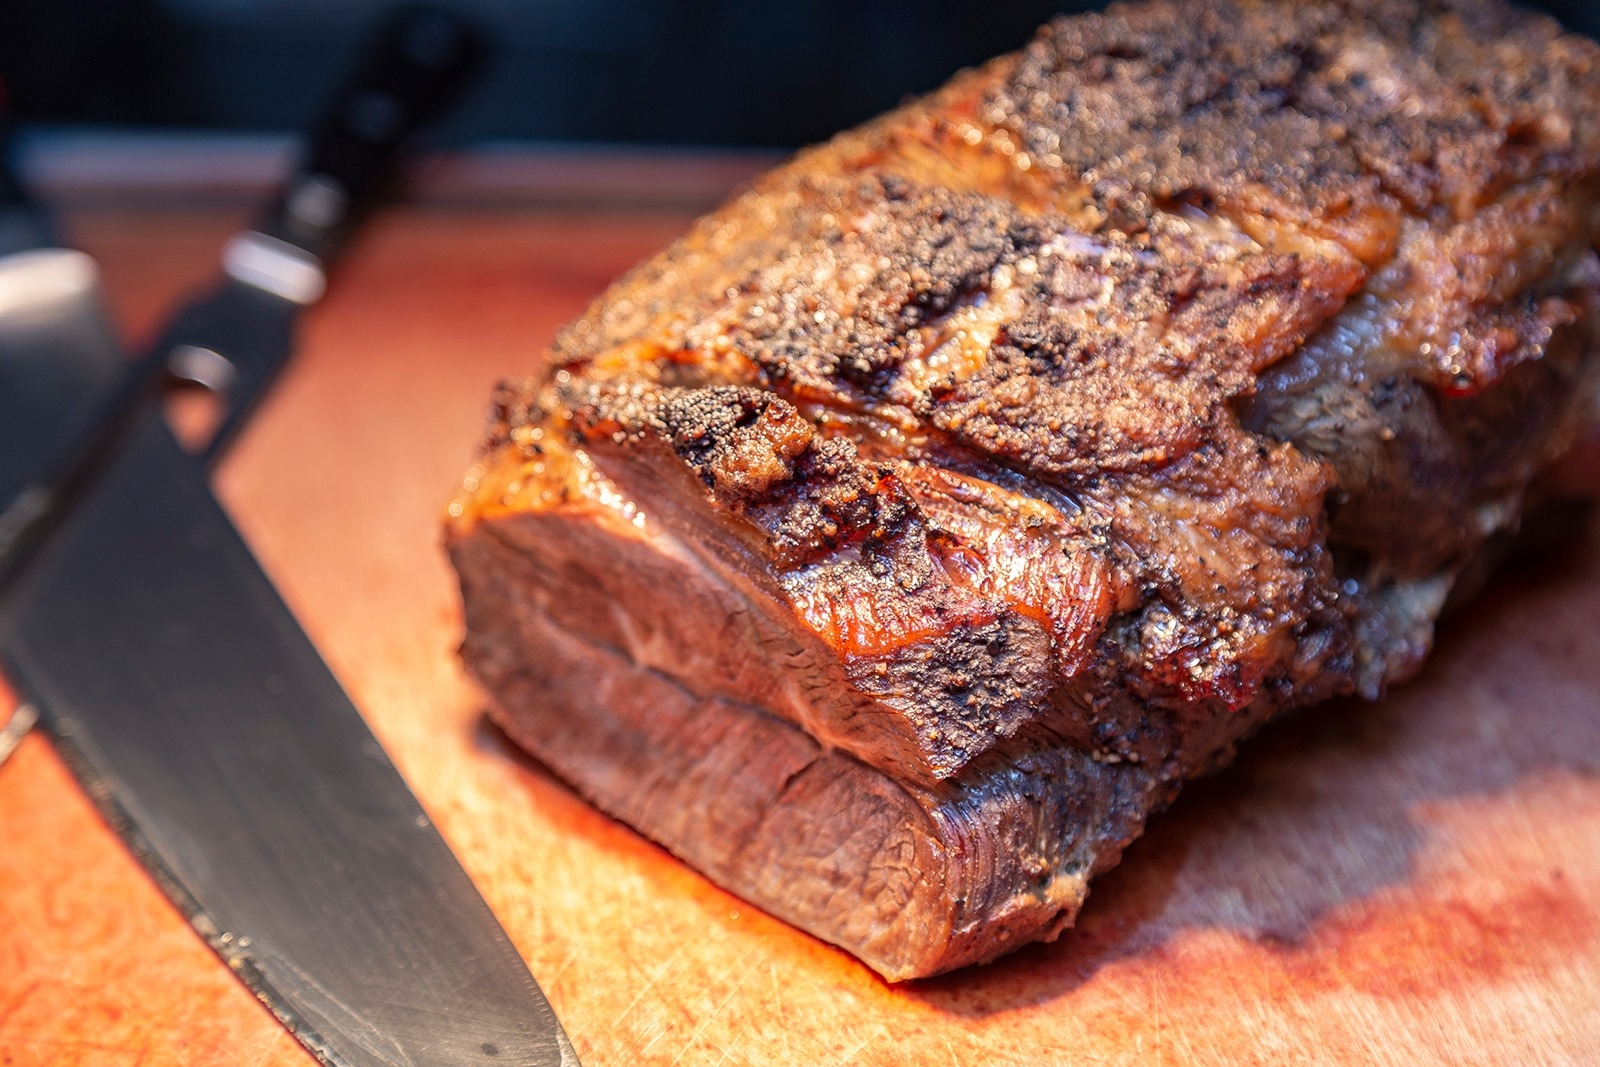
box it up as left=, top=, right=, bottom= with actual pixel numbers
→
left=2, top=419, right=579, bottom=1067
left=0, top=9, right=581, bottom=1065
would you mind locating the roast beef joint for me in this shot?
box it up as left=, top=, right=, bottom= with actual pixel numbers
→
left=446, top=0, right=1600, bottom=980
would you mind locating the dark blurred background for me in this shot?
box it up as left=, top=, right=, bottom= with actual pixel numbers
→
left=0, top=0, right=1084, bottom=149
left=3, top=0, right=1594, bottom=150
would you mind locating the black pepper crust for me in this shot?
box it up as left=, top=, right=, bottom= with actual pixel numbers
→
left=989, top=0, right=1596, bottom=231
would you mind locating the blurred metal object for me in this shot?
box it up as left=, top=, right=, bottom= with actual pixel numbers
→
left=0, top=246, right=125, bottom=589
left=0, top=131, right=123, bottom=774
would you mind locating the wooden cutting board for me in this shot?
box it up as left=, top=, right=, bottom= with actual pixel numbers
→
left=2, top=197, right=1598, bottom=1067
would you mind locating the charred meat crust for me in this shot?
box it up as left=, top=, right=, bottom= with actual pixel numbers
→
left=448, top=0, right=1600, bottom=979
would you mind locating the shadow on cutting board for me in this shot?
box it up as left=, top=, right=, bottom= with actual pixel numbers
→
left=908, top=507, right=1600, bottom=1015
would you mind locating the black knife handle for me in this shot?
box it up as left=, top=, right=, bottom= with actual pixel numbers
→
left=257, top=5, right=482, bottom=264
left=157, top=4, right=483, bottom=464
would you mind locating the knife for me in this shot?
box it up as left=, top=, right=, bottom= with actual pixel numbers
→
left=0, top=12, right=580, bottom=1067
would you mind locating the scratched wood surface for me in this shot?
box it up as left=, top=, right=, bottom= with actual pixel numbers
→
left=2, top=198, right=1599, bottom=1066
